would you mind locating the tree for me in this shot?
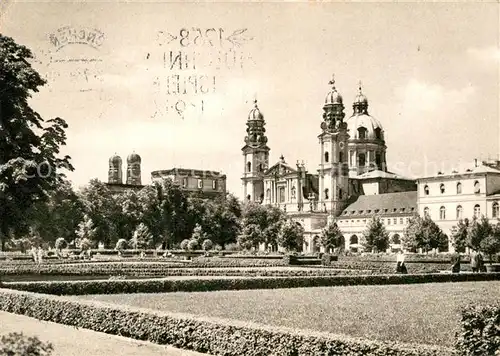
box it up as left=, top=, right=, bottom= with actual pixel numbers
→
left=363, top=216, right=390, bottom=252
left=403, top=215, right=448, bottom=253
left=237, top=223, right=263, bottom=250
left=79, top=179, right=119, bottom=247
left=0, top=35, right=73, bottom=250
left=239, top=203, right=286, bottom=251
left=130, top=223, right=153, bottom=250
left=467, top=216, right=493, bottom=251
left=277, top=219, right=304, bottom=252
left=75, top=215, right=97, bottom=243
left=154, top=179, right=191, bottom=248
left=320, top=221, right=343, bottom=253
left=451, top=218, right=470, bottom=253
left=27, top=180, right=85, bottom=245
left=480, top=234, right=500, bottom=265
left=115, top=189, right=143, bottom=242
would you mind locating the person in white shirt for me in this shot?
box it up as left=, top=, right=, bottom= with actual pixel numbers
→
left=396, top=251, right=407, bottom=274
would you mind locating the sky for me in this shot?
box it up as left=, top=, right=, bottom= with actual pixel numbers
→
left=1, top=1, right=499, bottom=198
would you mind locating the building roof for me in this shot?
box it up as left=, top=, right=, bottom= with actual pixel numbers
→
left=417, top=164, right=500, bottom=181
left=151, top=168, right=226, bottom=178
left=352, top=170, right=414, bottom=181
left=340, top=191, right=417, bottom=218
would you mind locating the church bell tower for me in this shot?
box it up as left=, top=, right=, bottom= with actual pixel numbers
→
left=318, top=75, right=350, bottom=216
left=241, top=100, right=270, bottom=203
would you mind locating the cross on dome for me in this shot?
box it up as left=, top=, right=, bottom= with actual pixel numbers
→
left=328, top=74, right=336, bottom=89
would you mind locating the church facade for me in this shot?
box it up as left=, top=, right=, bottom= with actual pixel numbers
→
left=241, top=77, right=418, bottom=253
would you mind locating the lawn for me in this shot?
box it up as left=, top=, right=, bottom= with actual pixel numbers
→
left=77, top=281, right=500, bottom=348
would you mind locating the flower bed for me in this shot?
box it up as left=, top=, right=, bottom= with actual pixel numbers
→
left=2, top=273, right=499, bottom=296
left=0, top=288, right=454, bottom=356
left=455, top=303, right=500, bottom=356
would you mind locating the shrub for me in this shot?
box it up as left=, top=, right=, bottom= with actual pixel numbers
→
left=0, top=332, right=53, bottom=356
left=202, top=239, right=213, bottom=251
left=115, top=239, right=128, bottom=251
left=180, top=239, right=189, bottom=251
left=455, top=303, right=500, bottom=355
left=187, top=239, right=198, bottom=251
left=54, top=238, right=67, bottom=251
left=0, top=288, right=454, bottom=356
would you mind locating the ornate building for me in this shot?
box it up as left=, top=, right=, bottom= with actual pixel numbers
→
left=241, top=75, right=418, bottom=252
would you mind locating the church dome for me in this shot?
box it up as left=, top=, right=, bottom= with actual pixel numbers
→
left=346, top=113, right=384, bottom=140
left=353, top=92, right=368, bottom=104
left=127, top=152, right=141, bottom=163
left=325, top=89, right=343, bottom=105
left=109, top=154, right=122, bottom=165
left=248, top=100, right=263, bottom=120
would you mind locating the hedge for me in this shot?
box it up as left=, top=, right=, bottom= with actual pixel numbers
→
left=455, top=303, right=500, bottom=356
left=328, top=261, right=472, bottom=274
left=0, top=288, right=455, bottom=356
left=2, top=273, right=500, bottom=296
left=0, top=266, right=367, bottom=280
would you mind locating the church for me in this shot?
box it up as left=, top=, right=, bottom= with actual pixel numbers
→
left=241, top=76, right=418, bottom=253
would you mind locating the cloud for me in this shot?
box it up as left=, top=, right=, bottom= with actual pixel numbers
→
left=467, top=46, right=500, bottom=62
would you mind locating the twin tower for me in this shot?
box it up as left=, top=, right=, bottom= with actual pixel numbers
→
left=108, top=153, right=142, bottom=185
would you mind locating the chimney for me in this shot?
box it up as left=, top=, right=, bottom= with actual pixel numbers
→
left=474, top=158, right=478, bottom=167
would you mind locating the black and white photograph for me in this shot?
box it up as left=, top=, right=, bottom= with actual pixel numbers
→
left=0, top=1, right=499, bottom=355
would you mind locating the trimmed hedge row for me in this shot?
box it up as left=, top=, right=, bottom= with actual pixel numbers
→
left=455, top=303, right=500, bottom=356
left=0, top=288, right=455, bottom=356
left=3, top=273, right=500, bottom=296
left=328, top=261, right=472, bottom=274
left=0, top=266, right=369, bottom=279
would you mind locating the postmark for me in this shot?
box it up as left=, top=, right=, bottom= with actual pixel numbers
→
left=31, top=26, right=105, bottom=95
left=148, top=27, right=256, bottom=120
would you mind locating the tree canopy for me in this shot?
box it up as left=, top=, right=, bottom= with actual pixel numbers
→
left=363, top=216, right=390, bottom=252
left=0, top=35, right=73, bottom=249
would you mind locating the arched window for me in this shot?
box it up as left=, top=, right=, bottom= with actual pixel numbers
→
left=456, top=182, right=462, bottom=194
left=375, top=153, right=381, bottom=169
left=339, top=188, right=343, bottom=199
left=374, top=127, right=382, bottom=140
left=339, top=151, right=344, bottom=163
left=474, top=181, right=480, bottom=194
left=424, top=185, right=429, bottom=195
left=440, top=206, right=446, bottom=220
left=258, top=163, right=263, bottom=172
left=290, top=187, right=296, bottom=199
left=440, top=184, right=445, bottom=194
left=423, top=207, right=430, bottom=217
left=474, top=204, right=481, bottom=218
left=358, top=127, right=367, bottom=139
left=247, top=162, right=251, bottom=172
left=392, top=234, right=401, bottom=244
left=324, top=152, right=329, bottom=163
left=493, top=202, right=499, bottom=218
left=456, top=205, right=463, bottom=220
left=358, top=153, right=366, bottom=167
left=324, top=188, right=329, bottom=200
left=350, top=235, right=358, bottom=245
